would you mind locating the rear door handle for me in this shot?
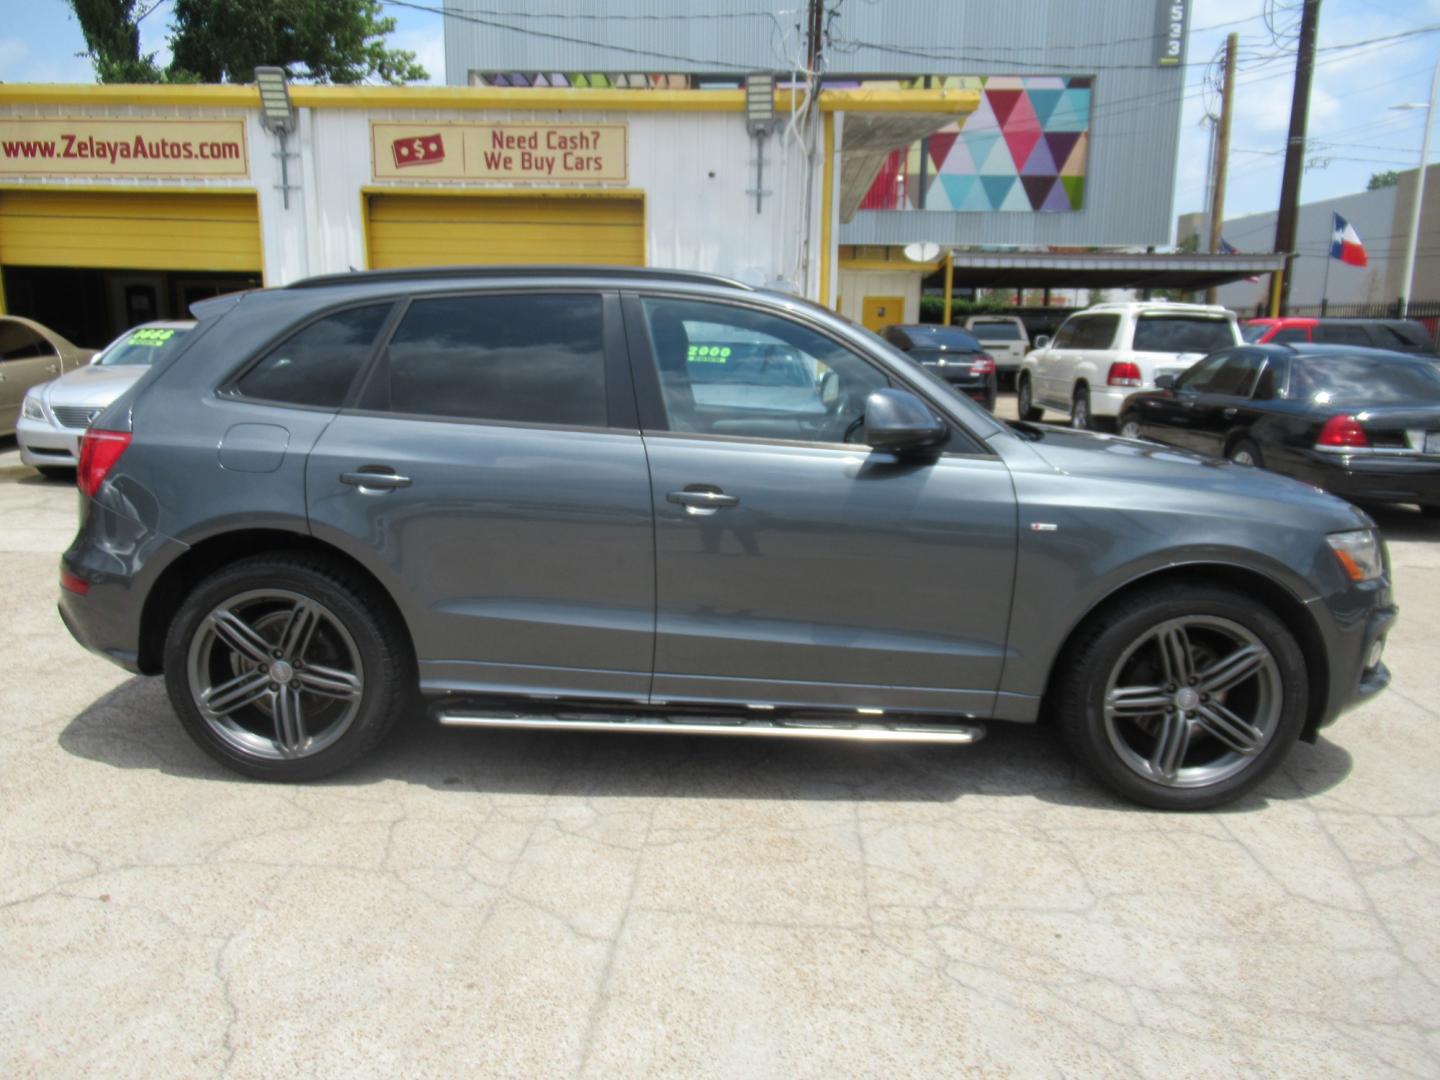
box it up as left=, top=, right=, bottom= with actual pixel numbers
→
left=341, top=469, right=412, bottom=492
left=667, top=487, right=739, bottom=514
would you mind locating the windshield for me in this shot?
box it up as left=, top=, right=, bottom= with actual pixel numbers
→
left=1132, top=315, right=1236, bottom=354
left=968, top=322, right=1023, bottom=342
left=95, top=325, right=193, bottom=366
left=1240, top=323, right=1269, bottom=343
left=1292, top=356, right=1440, bottom=406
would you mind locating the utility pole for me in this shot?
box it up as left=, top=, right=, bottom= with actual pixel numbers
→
left=1270, top=0, right=1322, bottom=316
left=1206, top=33, right=1239, bottom=306
left=806, top=0, right=824, bottom=74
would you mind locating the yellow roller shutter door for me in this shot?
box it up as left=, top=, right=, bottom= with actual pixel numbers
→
left=0, top=190, right=261, bottom=272
left=367, top=194, right=644, bottom=269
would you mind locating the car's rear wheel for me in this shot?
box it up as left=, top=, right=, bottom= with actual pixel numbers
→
left=1070, top=385, right=1093, bottom=430
left=1016, top=375, right=1043, bottom=421
left=1055, top=583, right=1308, bottom=810
left=1228, top=437, right=1263, bottom=468
left=1118, top=412, right=1143, bottom=440
left=163, top=554, right=412, bottom=780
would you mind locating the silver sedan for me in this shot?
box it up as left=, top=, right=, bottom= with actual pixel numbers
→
left=18, top=321, right=194, bottom=477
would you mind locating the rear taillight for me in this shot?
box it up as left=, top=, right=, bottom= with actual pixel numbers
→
left=1107, top=361, right=1142, bottom=387
left=60, top=569, right=90, bottom=596
left=77, top=429, right=132, bottom=497
left=970, top=354, right=996, bottom=375
left=1317, top=415, right=1370, bottom=449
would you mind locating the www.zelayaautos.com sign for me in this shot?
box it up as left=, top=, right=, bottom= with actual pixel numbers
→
left=0, top=119, right=249, bottom=178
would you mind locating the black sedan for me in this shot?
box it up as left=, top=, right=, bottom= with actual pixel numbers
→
left=1119, top=343, right=1440, bottom=515
left=881, top=324, right=997, bottom=411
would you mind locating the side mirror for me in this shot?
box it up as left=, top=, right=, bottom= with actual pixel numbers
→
left=863, top=388, right=947, bottom=454
left=1155, top=374, right=1176, bottom=390
left=1032, top=334, right=1050, bottom=350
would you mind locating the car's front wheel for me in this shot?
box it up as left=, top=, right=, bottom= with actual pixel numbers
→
left=163, top=554, right=413, bottom=780
left=1055, top=582, right=1308, bottom=810
left=1016, top=375, right=1043, bottom=421
left=1070, top=385, right=1093, bottom=430
left=1228, top=437, right=1263, bottom=468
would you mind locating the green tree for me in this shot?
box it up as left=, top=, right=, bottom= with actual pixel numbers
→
left=1368, top=170, right=1400, bottom=190
left=70, top=0, right=427, bottom=84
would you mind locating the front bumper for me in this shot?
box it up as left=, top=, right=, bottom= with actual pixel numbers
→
left=1310, top=576, right=1398, bottom=735
left=1295, top=451, right=1440, bottom=507
left=16, top=413, right=82, bottom=467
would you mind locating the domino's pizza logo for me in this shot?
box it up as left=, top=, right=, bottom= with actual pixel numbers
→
left=391, top=133, right=446, bottom=169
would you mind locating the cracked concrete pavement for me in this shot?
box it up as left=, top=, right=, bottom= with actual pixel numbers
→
left=2, top=414, right=1439, bottom=1079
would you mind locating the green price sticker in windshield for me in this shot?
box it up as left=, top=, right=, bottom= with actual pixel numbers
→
left=127, top=328, right=176, bottom=347
left=687, top=344, right=732, bottom=364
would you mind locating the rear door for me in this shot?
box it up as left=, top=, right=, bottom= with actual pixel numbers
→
left=626, top=292, right=1017, bottom=716
left=305, top=290, right=655, bottom=703
left=0, top=321, right=62, bottom=432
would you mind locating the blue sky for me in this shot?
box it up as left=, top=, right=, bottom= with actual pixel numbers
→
left=2, top=0, right=1437, bottom=242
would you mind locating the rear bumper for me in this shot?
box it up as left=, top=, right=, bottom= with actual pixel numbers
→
left=1295, top=451, right=1440, bottom=506
left=935, top=371, right=997, bottom=410
left=59, top=497, right=188, bottom=675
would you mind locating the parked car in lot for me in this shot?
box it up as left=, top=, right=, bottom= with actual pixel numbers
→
left=1119, top=343, right=1440, bottom=515
left=18, top=321, right=195, bottom=477
left=59, top=266, right=1395, bottom=810
left=0, top=315, right=94, bottom=439
left=963, top=315, right=1029, bottom=384
left=1243, top=315, right=1436, bottom=355
left=1019, top=301, right=1241, bottom=430
left=881, top=323, right=997, bottom=410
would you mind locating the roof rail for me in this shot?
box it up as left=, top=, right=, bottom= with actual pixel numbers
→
left=287, top=265, right=754, bottom=291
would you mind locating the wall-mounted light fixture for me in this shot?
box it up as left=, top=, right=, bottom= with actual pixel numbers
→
left=746, top=73, right=777, bottom=215
left=255, top=66, right=300, bottom=209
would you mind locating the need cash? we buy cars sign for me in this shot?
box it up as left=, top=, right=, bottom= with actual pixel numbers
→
left=0, top=119, right=248, bottom=177
left=371, top=122, right=627, bottom=183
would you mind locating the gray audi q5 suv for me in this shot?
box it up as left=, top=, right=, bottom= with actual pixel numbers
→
left=59, top=267, right=1396, bottom=810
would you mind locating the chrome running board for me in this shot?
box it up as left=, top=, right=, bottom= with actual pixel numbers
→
left=434, top=710, right=985, bottom=744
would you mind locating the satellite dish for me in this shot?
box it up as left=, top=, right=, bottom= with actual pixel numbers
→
left=903, top=242, right=941, bottom=263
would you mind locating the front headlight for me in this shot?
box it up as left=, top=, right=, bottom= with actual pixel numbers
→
left=1327, top=529, right=1384, bottom=582
left=21, top=394, right=46, bottom=422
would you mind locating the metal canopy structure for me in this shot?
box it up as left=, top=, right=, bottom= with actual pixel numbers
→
left=943, top=251, right=1285, bottom=291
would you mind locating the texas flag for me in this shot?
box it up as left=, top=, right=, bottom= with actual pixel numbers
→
left=1329, top=213, right=1369, bottom=267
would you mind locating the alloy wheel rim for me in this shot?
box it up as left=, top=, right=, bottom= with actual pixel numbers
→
left=187, top=588, right=364, bottom=760
left=1102, top=615, right=1282, bottom=789
left=1232, top=449, right=1255, bottom=466
left=1120, top=420, right=1140, bottom=439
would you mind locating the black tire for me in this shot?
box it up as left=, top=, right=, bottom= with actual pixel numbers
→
left=1420, top=504, right=1440, bottom=518
left=1070, top=384, right=1093, bottom=430
left=1118, top=412, right=1144, bottom=440
left=1228, top=437, right=1263, bottom=469
left=1054, top=582, right=1308, bottom=811
left=163, top=553, right=414, bottom=781
left=1016, top=375, right=1043, bottom=421
left=37, top=465, right=74, bottom=481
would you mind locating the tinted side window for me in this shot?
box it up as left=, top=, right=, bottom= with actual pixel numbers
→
left=1313, top=323, right=1370, bottom=346
left=381, top=293, right=606, bottom=426
left=0, top=322, right=54, bottom=362
left=1073, top=315, right=1119, bottom=350
left=1206, top=352, right=1265, bottom=396
left=238, top=305, right=391, bottom=408
left=1051, top=318, right=1083, bottom=349
left=1271, top=328, right=1308, bottom=344
left=1370, top=324, right=1429, bottom=350
left=640, top=296, right=890, bottom=444
left=1175, top=353, right=1229, bottom=392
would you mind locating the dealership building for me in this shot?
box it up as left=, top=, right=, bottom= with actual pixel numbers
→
left=0, top=0, right=1261, bottom=348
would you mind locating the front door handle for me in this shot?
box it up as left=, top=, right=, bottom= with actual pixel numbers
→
left=1222, top=407, right=1238, bottom=419
left=667, top=487, right=739, bottom=514
left=341, top=468, right=412, bottom=492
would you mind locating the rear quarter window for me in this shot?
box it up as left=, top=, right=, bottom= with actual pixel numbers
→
left=236, top=304, right=392, bottom=408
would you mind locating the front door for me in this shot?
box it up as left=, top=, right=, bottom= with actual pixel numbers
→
left=306, top=290, right=655, bottom=703
left=626, top=293, right=1017, bottom=716
left=861, top=295, right=905, bottom=334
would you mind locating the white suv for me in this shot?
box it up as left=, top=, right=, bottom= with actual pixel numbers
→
left=1017, top=302, right=1240, bottom=429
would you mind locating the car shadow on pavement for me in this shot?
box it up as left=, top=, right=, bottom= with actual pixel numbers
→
left=1368, top=504, right=1438, bottom=543
left=58, top=675, right=1354, bottom=812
